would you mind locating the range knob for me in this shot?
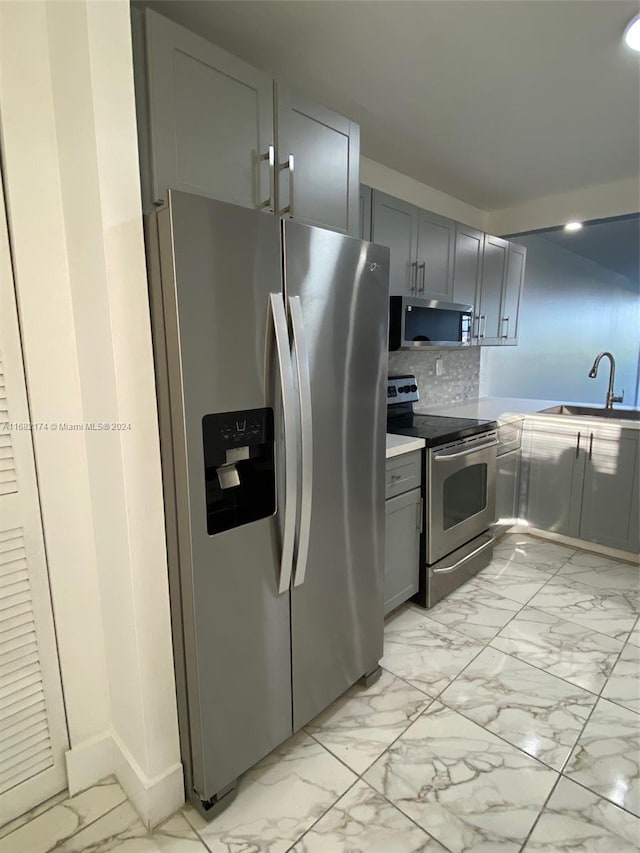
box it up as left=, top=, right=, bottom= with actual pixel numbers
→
left=411, top=384, right=417, bottom=392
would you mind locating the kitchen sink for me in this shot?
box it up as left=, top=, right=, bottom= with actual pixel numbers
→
left=540, top=405, right=640, bottom=421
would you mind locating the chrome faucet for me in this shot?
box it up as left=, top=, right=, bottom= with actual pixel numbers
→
left=588, top=352, right=624, bottom=409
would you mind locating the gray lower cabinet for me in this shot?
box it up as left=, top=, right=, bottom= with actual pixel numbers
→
left=522, top=419, right=584, bottom=538
left=133, top=8, right=359, bottom=234
left=579, top=429, right=640, bottom=552
left=496, top=449, right=520, bottom=527
left=384, top=451, right=422, bottom=615
left=523, top=418, right=640, bottom=553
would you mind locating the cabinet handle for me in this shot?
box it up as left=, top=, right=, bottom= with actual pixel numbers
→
left=257, top=145, right=275, bottom=211
left=501, top=316, right=509, bottom=338
left=417, top=497, right=423, bottom=534
left=575, top=432, right=581, bottom=457
left=391, top=473, right=402, bottom=483
left=588, top=432, right=594, bottom=460
left=279, top=154, right=294, bottom=216
left=410, top=261, right=418, bottom=293
left=419, top=261, right=426, bottom=293
left=472, top=315, right=480, bottom=339
left=479, top=314, right=486, bottom=339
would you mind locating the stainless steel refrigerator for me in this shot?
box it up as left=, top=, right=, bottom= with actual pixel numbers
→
left=146, top=191, right=390, bottom=818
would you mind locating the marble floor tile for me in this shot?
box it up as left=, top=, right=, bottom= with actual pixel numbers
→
left=556, top=551, right=640, bottom=603
left=627, top=619, right=640, bottom=647
left=381, top=606, right=485, bottom=697
left=52, top=803, right=205, bottom=852
left=305, top=668, right=432, bottom=774
left=491, top=607, right=623, bottom=694
left=363, top=701, right=557, bottom=853
left=184, top=730, right=356, bottom=852
left=0, top=789, right=69, bottom=840
left=472, top=557, right=554, bottom=604
left=291, top=779, right=447, bottom=852
left=528, top=576, right=639, bottom=642
left=426, top=584, right=522, bottom=642
left=564, top=698, right=640, bottom=816
left=440, top=647, right=596, bottom=769
left=523, top=777, right=640, bottom=852
left=601, top=642, right=640, bottom=714
left=2, top=777, right=128, bottom=853
left=494, top=535, right=576, bottom=572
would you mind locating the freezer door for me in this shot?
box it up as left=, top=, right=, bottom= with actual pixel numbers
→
left=283, top=220, right=390, bottom=729
left=154, top=192, right=293, bottom=803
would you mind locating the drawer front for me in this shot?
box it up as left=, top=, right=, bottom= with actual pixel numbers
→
left=385, top=450, right=422, bottom=498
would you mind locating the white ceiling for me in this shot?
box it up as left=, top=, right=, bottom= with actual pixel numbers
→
left=144, top=0, right=640, bottom=211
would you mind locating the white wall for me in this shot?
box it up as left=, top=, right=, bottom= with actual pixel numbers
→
left=0, top=0, right=182, bottom=828
left=480, top=235, right=640, bottom=406
left=361, top=156, right=488, bottom=230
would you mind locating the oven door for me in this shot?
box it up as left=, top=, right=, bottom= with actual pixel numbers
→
left=427, top=432, right=498, bottom=563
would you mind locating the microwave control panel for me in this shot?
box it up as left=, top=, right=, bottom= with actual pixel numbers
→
left=387, top=375, right=419, bottom=404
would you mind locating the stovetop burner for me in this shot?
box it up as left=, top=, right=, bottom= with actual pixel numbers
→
left=386, top=374, right=496, bottom=448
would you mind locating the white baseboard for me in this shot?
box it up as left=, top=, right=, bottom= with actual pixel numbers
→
left=65, top=731, right=113, bottom=795
left=111, top=732, right=184, bottom=830
left=507, top=523, right=640, bottom=564
left=65, top=732, right=184, bottom=829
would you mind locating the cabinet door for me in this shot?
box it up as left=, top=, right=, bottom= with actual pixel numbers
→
left=478, top=235, right=508, bottom=343
left=501, top=242, right=526, bottom=344
left=579, top=429, right=640, bottom=552
left=384, top=488, right=421, bottom=615
left=142, top=9, right=274, bottom=211
left=359, top=184, right=372, bottom=241
left=276, top=85, right=359, bottom=235
left=452, top=223, right=483, bottom=341
left=416, top=210, right=455, bottom=300
left=372, top=191, right=418, bottom=296
left=522, top=420, right=585, bottom=537
left=496, top=450, right=520, bottom=526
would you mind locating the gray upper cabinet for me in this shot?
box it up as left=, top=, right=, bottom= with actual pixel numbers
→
left=478, top=235, right=508, bottom=344
left=372, top=192, right=418, bottom=296
left=275, top=85, right=359, bottom=235
left=140, top=8, right=274, bottom=212
left=452, top=223, right=483, bottom=340
left=501, top=242, right=526, bottom=344
left=134, top=9, right=359, bottom=234
left=359, top=184, right=372, bottom=241
left=416, top=210, right=455, bottom=301
left=579, top=429, right=640, bottom=553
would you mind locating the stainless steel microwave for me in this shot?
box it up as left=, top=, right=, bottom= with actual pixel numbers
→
left=389, top=296, right=473, bottom=350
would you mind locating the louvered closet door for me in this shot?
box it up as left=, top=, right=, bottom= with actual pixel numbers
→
left=0, top=182, right=68, bottom=826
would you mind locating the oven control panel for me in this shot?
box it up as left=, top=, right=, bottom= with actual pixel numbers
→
left=388, top=374, right=419, bottom=404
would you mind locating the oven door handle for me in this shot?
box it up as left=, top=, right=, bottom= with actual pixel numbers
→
left=433, top=438, right=499, bottom=461
left=432, top=534, right=495, bottom=574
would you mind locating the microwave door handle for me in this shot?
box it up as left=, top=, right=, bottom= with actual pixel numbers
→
left=268, top=293, right=298, bottom=594
left=288, top=295, right=313, bottom=587
left=433, top=438, right=499, bottom=460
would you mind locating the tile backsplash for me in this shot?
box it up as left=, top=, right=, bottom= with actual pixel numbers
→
left=388, top=348, right=481, bottom=406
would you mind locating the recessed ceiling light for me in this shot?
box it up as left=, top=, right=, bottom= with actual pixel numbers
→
left=624, top=13, right=640, bottom=51
left=564, top=221, right=583, bottom=232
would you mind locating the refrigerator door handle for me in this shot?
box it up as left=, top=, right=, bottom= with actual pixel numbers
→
left=288, top=295, right=313, bottom=587
left=269, top=293, right=298, bottom=594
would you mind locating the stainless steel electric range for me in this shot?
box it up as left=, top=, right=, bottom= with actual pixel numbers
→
left=387, top=375, right=498, bottom=607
